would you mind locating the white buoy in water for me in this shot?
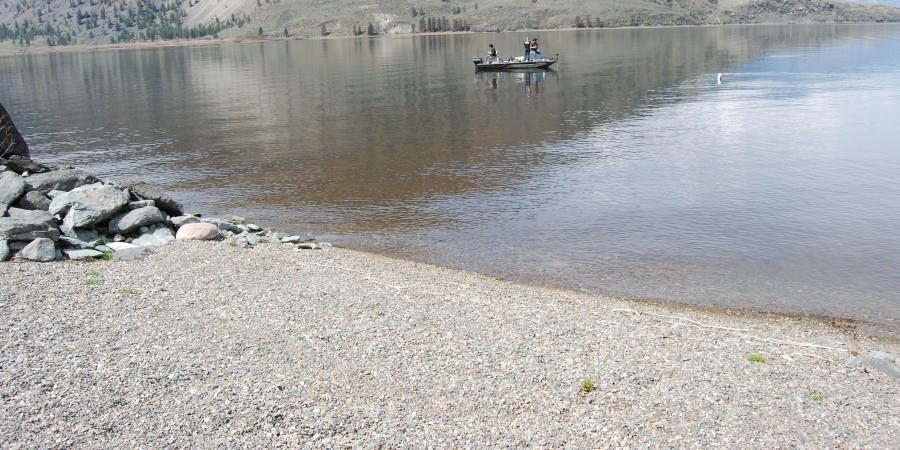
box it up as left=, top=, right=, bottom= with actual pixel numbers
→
left=717, top=73, right=723, bottom=85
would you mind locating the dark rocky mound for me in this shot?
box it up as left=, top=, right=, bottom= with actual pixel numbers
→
left=1, top=102, right=30, bottom=159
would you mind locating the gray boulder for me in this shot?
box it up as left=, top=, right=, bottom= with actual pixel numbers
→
left=13, top=190, right=51, bottom=211
left=0, top=102, right=29, bottom=159
left=46, top=190, right=66, bottom=199
left=59, top=236, right=99, bottom=250
left=64, top=249, right=104, bottom=260
left=114, top=246, right=154, bottom=261
left=132, top=226, right=175, bottom=246
left=0, top=170, right=26, bottom=214
left=50, top=184, right=129, bottom=228
left=18, top=238, right=59, bottom=262
left=24, top=169, right=99, bottom=193
left=170, top=215, right=200, bottom=228
left=0, top=208, right=57, bottom=241
left=61, top=228, right=99, bottom=243
left=127, top=182, right=184, bottom=216
left=110, top=206, right=167, bottom=234
left=0, top=239, right=9, bottom=261
left=127, top=199, right=155, bottom=210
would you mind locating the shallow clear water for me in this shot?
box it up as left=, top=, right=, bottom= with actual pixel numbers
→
left=3, top=24, right=899, bottom=330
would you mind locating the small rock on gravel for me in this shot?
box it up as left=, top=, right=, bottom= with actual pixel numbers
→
left=0, top=239, right=8, bottom=261
left=113, top=246, right=154, bottom=261
left=17, top=237, right=59, bottom=261
left=64, top=249, right=104, bottom=260
left=132, top=227, right=175, bottom=247
left=175, top=222, right=219, bottom=241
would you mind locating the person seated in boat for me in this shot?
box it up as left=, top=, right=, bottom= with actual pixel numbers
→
left=488, top=44, right=498, bottom=63
left=524, top=39, right=531, bottom=61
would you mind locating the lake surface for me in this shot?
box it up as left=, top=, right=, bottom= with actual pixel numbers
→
left=3, top=24, right=900, bottom=333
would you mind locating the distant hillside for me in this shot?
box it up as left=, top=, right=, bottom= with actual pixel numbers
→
left=1, top=0, right=899, bottom=47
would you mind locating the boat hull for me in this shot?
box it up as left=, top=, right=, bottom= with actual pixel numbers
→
left=474, top=59, right=557, bottom=71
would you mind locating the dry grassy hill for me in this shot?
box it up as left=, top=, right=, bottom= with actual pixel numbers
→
left=1, top=0, right=899, bottom=46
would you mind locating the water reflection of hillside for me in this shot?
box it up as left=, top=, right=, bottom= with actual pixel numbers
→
left=1, top=25, right=895, bottom=233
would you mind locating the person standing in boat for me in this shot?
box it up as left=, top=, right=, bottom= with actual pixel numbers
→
left=524, top=39, right=531, bottom=61
left=488, top=43, right=498, bottom=63
left=531, top=38, right=541, bottom=60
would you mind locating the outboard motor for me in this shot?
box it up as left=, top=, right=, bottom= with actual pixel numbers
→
left=473, top=57, right=483, bottom=65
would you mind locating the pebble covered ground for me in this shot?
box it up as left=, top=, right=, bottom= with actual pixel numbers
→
left=2, top=241, right=898, bottom=448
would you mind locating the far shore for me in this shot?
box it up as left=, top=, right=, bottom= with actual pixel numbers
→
left=2, top=21, right=898, bottom=57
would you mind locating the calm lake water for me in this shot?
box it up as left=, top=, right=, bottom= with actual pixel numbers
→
left=3, top=24, right=900, bottom=332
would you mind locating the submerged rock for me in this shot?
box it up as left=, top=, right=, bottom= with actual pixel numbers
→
left=0, top=170, right=26, bottom=215
left=51, top=184, right=130, bottom=228
left=3, top=156, right=49, bottom=174
left=18, top=238, right=59, bottom=262
left=176, top=222, right=219, bottom=241
left=847, top=351, right=900, bottom=381
left=24, top=169, right=99, bottom=193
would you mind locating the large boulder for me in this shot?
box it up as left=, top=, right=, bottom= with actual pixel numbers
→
left=109, top=206, right=167, bottom=234
left=0, top=102, right=29, bottom=159
left=18, top=238, right=60, bottom=262
left=176, top=222, right=219, bottom=241
left=24, top=169, right=99, bottom=194
left=0, top=170, right=26, bottom=215
left=132, top=226, right=175, bottom=246
left=50, top=184, right=129, bottom=228
left=0, top=208, right=58, bottom=241
left=64, top=249, right=103, bottom=260
left=13, top=190, right=51, bottom=211
left=127, top=181, right=184, bottom=216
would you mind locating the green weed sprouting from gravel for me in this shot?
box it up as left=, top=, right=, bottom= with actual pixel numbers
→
left=580, top=378, right=596, bottom=394
left=84, top=270, right=100, bottom=285
left=120, top=287, right=135, bottom=295
left=100, top=252, right=114, bottom=261
left=747, top=353, right=765, bottom=363
left=810, top=392, right=824, bottom=401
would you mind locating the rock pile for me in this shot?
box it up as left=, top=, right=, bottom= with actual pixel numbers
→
left=0, top=157, right=326, bottom=262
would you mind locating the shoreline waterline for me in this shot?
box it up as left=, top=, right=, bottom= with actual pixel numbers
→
left=3, top=20, right=899, bottom=57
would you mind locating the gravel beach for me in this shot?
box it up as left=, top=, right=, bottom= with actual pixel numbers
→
left=2, top=241, right=898, bottom=448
